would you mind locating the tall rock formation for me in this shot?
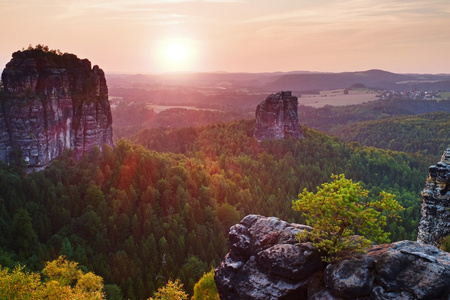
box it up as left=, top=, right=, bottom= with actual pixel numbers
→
left=215, top=214, right=450, bottom=299
left=0, top=47, right=114, bottom=168
left=254, top=91, right=303, bottom=141
left=417, top=148, right=450, bottom=245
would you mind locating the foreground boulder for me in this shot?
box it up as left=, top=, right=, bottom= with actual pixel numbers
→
left=215, top=215, right=450, bottom=299
left=0, top=47, right=114, bottom=169
left=215, top=214, right=321, bottom=300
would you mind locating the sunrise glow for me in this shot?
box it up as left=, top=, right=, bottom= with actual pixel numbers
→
left=0, top=1, right=449, bottom=300
left=1, top=1, right=450, bottom=74
left=156, top=39, right=196, bottom=72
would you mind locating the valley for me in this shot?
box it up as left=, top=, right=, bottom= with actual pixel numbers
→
left=1, top=52, right=449, bottom=299
left=3, top=0, right=450, bottom=298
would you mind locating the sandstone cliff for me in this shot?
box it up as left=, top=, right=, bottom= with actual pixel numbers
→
left=0, top=47, right=114, bottom=168
left=215, top=215, right=450, bottom=299
left=417, top=148, right=450, bottom=246
left=254, top=91, right=303, bottom=141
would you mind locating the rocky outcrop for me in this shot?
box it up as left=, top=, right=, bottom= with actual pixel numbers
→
left=0, top=48, right=114, bottom=168
left=417, top=148, right=450, bottom=246
left=215, top=215, right=450, bottom=299
left=254, top=91, right=303, bottom=141
left=215, top=215, right=321, bottom=300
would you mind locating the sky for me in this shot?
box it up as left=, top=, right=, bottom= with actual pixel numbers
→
left=1, top=0, right=450, bottom=74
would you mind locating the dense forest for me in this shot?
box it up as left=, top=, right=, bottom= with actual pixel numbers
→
left=112, top=105, right=249, bottom=140
left=329, top=112, right=450, bottom=155
left=298, top=99, right=450, bottom=135
left=112, top=99, right=450, bottom=157
left=0, top=119, right=431, bottom=299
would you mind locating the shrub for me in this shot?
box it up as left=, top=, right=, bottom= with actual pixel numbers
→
left=292, top=174, right=403, bottom=262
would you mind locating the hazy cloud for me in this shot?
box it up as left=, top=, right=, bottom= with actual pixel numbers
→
left=241, top=0, right=450, bottom=24
left=202, top=0, right=245, bottom=2
left=1, top=0, right=449, bottom=73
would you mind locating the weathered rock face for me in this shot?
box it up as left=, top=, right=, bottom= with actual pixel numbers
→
left=0, top=48, right=114, bottom=168
left=254, top=91, right=303, bottom=141
left=215, top=215, right=322, bottom=300
left=417, top=148, right=450, bottom=246
left=215, top=215, right=450, bottom=299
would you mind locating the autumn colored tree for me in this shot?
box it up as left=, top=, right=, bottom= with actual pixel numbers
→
left=192, top=269, right=219, bottom=300
left=148, top=279, right=188, bottom=300
left=0, top=265, right=42, bottom=299
left=0, top=256, right=105, bottom=299
left=293, top=174, right=404, bottom=262
left=43, top=256, right=105, bottom=299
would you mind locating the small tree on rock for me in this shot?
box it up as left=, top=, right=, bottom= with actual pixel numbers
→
left=292, top=174, right=403, bottom=262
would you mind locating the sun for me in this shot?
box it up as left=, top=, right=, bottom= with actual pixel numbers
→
left=165, top=42, right=189, bottom=63
left=156, top=38, right=196, bottom=72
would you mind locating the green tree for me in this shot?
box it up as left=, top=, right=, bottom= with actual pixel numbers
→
left=148, top=279, right=188, bottom=300
left=292, top=174, right=403, bottom=262
left=191, top=269, right=219, bottom=300
left=61, top=237, right=74, bottom=259
left=85, top=185, right=105, bottom=208
left=104, top=284, right=123, bottom=300
left=180, top=255, right=206, bottom=293
left=9, top=208, right=38, bottom=259
left=217, top=203, right=240, bottom=233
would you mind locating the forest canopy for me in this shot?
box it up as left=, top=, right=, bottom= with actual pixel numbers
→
left=0, top=120, right=429, bottom=299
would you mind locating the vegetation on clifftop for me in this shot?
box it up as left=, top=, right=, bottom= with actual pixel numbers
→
left=293, top=174, right=403, bottom=262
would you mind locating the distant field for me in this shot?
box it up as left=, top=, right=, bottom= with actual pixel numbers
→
left=298, top=91, right=379, bottom=108
left=145, top=94, right=380, bottom=111
left=146, top=104, right=221, bottom=113
left=438, top=92, right=450, bottom=100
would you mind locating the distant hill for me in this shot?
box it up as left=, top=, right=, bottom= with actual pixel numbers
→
left=299, top=99, right=450, bottom=130
left=107, top=70, right=450, bottom=95
left=266, top=69, right=412, bottom=91
left=298, top=100, right=450, bottom=156
left=266, top=69, right=450, bottom=92
left=330, top=112, right=450, bottom=155
left=107, top=72, right=293, bottom=89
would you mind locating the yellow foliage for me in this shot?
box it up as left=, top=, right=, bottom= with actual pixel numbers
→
left=149, top=279, right=188, bottom=300
left=43, top=256, right=83, bottom=286
left=0, top=265, right=43, bottom=299
left=0, top=256, right=105, bottom=300
left=192, top=269, right=219, bottom=300
left=76, top=272, right=104, bottom=294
